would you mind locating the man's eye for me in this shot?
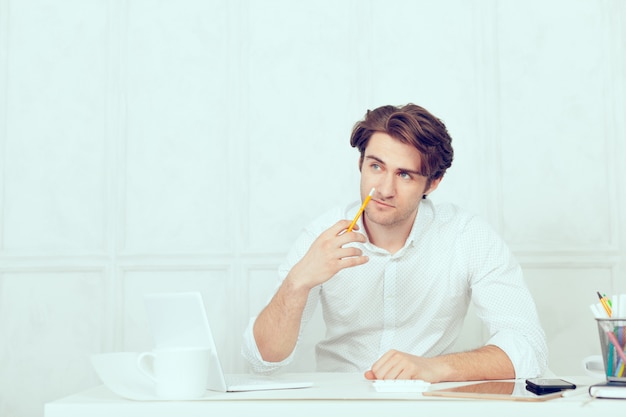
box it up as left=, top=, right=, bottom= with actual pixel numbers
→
left=399, top=172, right=412, bottom=180
left=371, top=163, right=380, bottom=170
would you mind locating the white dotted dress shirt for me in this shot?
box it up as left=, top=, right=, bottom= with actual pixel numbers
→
left=242, top=198, right=548, bottom=378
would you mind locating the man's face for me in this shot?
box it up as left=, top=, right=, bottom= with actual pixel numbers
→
left=360, top=132, right=440, bottom=229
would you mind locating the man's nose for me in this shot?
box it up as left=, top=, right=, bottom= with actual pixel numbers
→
left=375, top=173, right=395, bottom=198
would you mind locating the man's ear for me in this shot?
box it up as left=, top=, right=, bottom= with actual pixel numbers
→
left=424, top=177, right=442, bottom=196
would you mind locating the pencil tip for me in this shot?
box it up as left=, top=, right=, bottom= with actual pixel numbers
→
left=369, top=188, right=375, bottom=196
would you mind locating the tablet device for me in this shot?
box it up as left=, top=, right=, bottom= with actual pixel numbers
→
left=423, top=381, right=564, bottom=401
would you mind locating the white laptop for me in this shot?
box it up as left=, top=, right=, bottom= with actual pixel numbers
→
left=143, top=291, right=313, bottom=392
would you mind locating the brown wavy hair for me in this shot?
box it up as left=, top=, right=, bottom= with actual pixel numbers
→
left=350, top=104, right=454, bottom=189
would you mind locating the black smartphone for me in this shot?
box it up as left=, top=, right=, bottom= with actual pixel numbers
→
left=525, top=378, right=576, bottom=395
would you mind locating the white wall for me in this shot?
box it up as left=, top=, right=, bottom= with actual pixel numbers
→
left=1, top=1, right=625, bottom=416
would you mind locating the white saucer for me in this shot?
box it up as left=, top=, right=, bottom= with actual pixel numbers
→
left=91, top=352, right=214, bottom=401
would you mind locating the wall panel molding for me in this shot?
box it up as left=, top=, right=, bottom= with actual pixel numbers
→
left=516, top=250, right=622, bottom=269
left=605, top=0, right=626, bottom=293
left=600, top=0, right=622, bottom=251
left=104, top=0, right=128, bottom=260
left=0, top=0, right=7, bottom=254
left=472, top=0, right=504, bottom=230
left=0, top=268, right=109, bottom=415
left=0, top=265, right=108, bottom=275
left=228, top=0, right=251, bottom=253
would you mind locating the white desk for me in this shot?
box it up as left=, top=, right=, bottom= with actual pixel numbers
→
left=45, top=373, right=622, bottom=417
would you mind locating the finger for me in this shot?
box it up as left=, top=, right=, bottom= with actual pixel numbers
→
left=397, top=368, right=414, bottom=380
left=337, top=231, right=367, bottom=247
left=364, top=370, right=376, bottom=380
left=346, top=221, right=361, bottom=232
left=370, top=350, right=397, bottom=379
left=370, top=361, right=391, bottom=380
left=388, top=363, right=406, bottom=380
left=338, top=246, right=364, bottom=259
left=335, top=220, right=365, bottom=237
left=330, top=220, right=354, bottom=236
left=338, top=255, right=369, bottom=269
left=376, top=362, right=404, bottom=380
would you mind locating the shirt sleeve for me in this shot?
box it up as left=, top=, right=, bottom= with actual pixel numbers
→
left=241, top=226, right=323, bottom=374
left=463, top=216, right=549, bottom=378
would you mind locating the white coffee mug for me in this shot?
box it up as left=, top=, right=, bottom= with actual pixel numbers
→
left=137, top=346, right=210, bottom=400
left=581, top=354, right=605, bottom=377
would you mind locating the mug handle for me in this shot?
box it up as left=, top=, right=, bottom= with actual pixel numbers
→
left=581, top=354, right=605, bottom=376
left=137, top=352, right=157, bottom=382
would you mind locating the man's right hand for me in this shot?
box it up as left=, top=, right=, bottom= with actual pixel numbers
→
left=287, top=219, right=369, bottom=291
left=253, top=219, right=369, bottom=363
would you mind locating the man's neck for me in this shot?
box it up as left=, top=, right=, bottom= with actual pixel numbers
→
left=363, top=214, right=416, bottom=254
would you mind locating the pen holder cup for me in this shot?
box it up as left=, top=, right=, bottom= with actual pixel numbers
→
left=595, top=318, right=626, bottom=382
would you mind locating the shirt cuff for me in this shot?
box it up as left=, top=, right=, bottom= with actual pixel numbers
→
left=486, top=331, right=547, bottom=379
left=241, top=317, right=296, bottom=375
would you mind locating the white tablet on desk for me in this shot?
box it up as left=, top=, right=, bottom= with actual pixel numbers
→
left=423, top=380, right=564, bottom=402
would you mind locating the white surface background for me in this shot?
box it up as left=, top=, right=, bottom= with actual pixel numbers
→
left=1, top=1, right=625, bottom=416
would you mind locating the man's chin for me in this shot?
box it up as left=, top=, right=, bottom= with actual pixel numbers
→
left=365, top=215, right=397, bottom=227
left=366, top=210, right=416, bottom=229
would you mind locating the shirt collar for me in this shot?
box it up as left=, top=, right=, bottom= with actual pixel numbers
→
left=361, top=198, right=435, bottom=257
left=406, top=198, right=434, bottom=247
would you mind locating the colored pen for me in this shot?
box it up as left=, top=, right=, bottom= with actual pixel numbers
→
left=606, top=330, right=626, bottom=367
left=597, top=291, right=612, bottom=317
left=608, top=344, right=615, bottom=376
left=347, top=188, right=375, bottom=232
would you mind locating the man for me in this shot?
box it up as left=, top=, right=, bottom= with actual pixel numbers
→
left=242, top=104, right=548, bottom=382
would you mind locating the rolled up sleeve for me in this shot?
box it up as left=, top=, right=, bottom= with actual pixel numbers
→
left=465, top=217, right=548, bottom=378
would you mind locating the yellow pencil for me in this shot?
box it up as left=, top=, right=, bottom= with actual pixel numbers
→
left=597, top=291, right=612, bottom=317
left=347, top=188, right=375, bottom=232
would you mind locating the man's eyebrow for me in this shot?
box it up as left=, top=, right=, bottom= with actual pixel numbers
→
left=364, top=155, right=423, bottom=176
left=364, top=155, right=385, bottom=165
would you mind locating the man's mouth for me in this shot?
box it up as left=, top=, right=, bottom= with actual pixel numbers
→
left=372, top=199, right=394, bottom=208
